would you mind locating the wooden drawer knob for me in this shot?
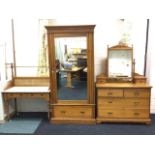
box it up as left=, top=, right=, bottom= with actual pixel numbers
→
left=133, top=102, right=140, bottom=106
left=134, top=92, right=140, bottom=96
left=61, top=111, right=66, bottom=114
left=80, top=111, right=85, bottom=114
left=134, top=112, right=140, bottom=116
left=107, top=92, right=113, bottom=96
left=107, top=112, right=113, bottom=115
left=108, top=101, right=113, bottom=104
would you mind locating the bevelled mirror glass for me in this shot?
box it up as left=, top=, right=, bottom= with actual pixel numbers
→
left=54, top=37, right=87, bottom=100
left=107, top=45, right=133, bottom=81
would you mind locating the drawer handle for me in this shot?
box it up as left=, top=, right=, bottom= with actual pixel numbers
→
left=134, top=112, right=140, bottom=116
left=61, top=111, right=66, bottom=114
left=80, top=111, right=85, bottom=114
left=107, top=92, right=113, bottom=96
left=107, top=112, right=113, bottom=115
left=31, top=94, right=34, bottom=96
left=108, top=101, right=113, bottom=104
left=134, top=92, right=140, bottom=96
left=133, top=102, right=140, bottom=105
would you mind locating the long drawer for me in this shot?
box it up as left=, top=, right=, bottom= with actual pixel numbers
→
left=98, top=89, right=123, bottom=97
left=3, top=93, right=50, bottom=100
left=98, top=108, right=149, bottom=119
left=124, top=89, right=150, bottom=98
left=98, top=98, right=149, bottom=108
left=53, top=106, right=93, bottom=118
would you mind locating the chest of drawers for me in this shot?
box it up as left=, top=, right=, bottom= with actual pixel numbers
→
left=96, top=83, right=152, bottom=124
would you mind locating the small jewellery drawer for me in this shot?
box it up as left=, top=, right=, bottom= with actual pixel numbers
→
left=98, top=89, right=123, bottom=97
left=124, top=89, right=150, bottom=98
left=53, top=106, right=93, bottom=118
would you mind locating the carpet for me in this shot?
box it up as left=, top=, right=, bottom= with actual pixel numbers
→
left=58, top=78, right=87, bottom=100
left=35, top=114, right=155, bottom=135
left=0, top=117, right=42, bottom=134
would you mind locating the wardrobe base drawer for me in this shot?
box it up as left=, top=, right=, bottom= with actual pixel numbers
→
left=52, top=105, right=94, bottom=118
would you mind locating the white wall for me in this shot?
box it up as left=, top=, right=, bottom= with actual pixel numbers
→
left=0, top=19, right=150, bottom=113
left=146, top=19, right=155, bottom=113
left=0, top=19, right=13, bottom=121
left=0, top=44, right=5, bottom=121
left=0, top=0, right=153, bottom=113
left=0, top=83, right=4, bottom=121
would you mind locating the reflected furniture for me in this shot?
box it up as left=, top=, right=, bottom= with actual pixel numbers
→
left=61, top=66, right=83, bottom=88
left=96, top=44, right=152, bottom=124
left=46, top=25, right=95, bottom=124
left=2, top=77, right=50, bottom=120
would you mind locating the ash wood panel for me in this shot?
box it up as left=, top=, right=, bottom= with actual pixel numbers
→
left=45, top=25, right=95, bottom=34
left=53, top=106, right=93, bottom=118
left=98, top=89, right=123, bottom=97
left=124, top=89, right=150, bottom=98
left=96, top=118, right=151, bottom=124
left=14, top=77, right=49, bottom=86
left=4, top=93, right=50, bottom=101
left=3, top=80, right=14, bottom=90
left=58, top=100, right=88, bottom=104
left=46, top=25, right=95, bottom=124
left=98, top=109, right=149, bottom=119
left=96, top=83, right=151, bottom=124
left=87, top=32, right=95, bottom=105
left=96, top=83, right=152, bottom=88
left=50, top=118, right=96, bottom=124
left=98, top=98, right=149, bottom=108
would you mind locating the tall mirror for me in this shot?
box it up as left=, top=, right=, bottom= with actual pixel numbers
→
left=55, top=37, right=87, bottom=100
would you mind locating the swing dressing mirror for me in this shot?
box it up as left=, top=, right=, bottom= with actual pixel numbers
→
left=107, top=44, right=133, bottom=82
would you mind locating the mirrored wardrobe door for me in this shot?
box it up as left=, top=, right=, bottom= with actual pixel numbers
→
left=46, top=25, right=95, bottom=124
left=54, top=37, right=88, bottom=100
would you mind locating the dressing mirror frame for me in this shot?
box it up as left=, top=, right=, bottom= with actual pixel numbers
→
left=45, top=25, right=95, bottom=123
left=107, top=44, right=134, bottom=82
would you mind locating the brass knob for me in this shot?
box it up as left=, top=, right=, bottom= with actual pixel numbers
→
left=61, top=111, right=66, bottom=114
left=107, top=112, right=113, bottom=115
left=134, top=92, right=140, bottom=96
left=80, top=111, right=85, bottom=114
left=134, top=112, right=140, bottom=116
left=107, top=92, right=113, bottom=96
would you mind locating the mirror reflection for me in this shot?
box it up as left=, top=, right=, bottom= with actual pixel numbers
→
left=54, top=37, right=87, bottom=100
left=108, top=50, right=132, bottom=78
